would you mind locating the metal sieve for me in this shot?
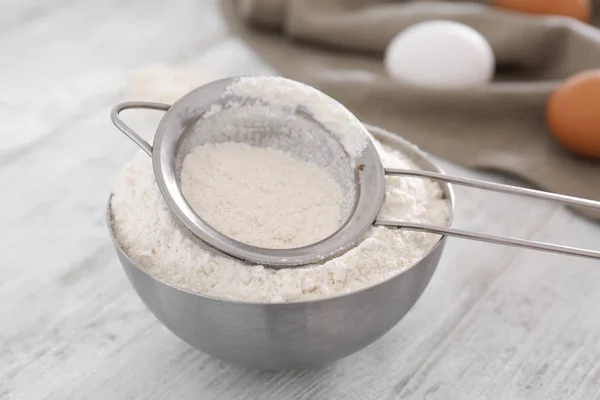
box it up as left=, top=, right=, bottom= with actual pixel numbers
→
left=111, top=76, right=600, bottom=268
left=111, top=76, right=385, bottom=267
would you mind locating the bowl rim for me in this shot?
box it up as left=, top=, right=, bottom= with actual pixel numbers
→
left=106, top=123, right=456, bottom=306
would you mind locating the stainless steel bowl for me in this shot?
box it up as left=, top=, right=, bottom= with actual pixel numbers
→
left=106, top=124, right=455, bottom=370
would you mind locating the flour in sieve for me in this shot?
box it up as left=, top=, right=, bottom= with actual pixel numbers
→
left=218, top=76, right=369, bottom=158
left=180, top=142, right=344, bottom=249
left=110, top=139, right=449, bottom=303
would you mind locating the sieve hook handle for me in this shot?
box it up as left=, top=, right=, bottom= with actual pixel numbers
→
left=110, top=101, right=171, bottom=156
left=377, top=168, right=600, bottom=261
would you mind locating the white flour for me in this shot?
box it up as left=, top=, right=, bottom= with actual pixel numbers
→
left=111, top=138, right=449, bottom=303
left=180, top=142, right=344, bottom=249
left=220, top=76, right=369, bottom=158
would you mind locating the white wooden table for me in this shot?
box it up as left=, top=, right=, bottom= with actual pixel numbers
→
left=2, top=1, right=600, bottom=399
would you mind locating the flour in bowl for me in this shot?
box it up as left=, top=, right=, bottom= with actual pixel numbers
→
left=110, top=138, right=449, bottom=303
left=180, top=141, right=344, bottom=249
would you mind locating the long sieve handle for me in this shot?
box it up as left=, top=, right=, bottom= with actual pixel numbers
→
left=377, top=168, right=600, bottom=261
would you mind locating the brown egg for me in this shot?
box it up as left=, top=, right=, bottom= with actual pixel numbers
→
left=493, top=0, right=591, bottom=23
left=546, top=70, right=600, bottom=160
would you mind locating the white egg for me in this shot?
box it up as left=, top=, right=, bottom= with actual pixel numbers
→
left=384, top=20, right=495, bottom=88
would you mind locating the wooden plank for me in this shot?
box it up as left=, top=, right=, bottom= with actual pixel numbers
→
left=0, top=0, right=227, bottom=158
left=391, top=202, right=600, bottom=399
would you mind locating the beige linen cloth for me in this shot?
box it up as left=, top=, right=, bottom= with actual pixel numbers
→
left=220, top=0, right=600, bottom=221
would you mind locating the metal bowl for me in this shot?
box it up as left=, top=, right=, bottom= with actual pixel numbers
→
left=106, top=124, right=455, bottom=370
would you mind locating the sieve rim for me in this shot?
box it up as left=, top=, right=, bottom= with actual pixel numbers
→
left=110, top=76, right=388, bottom=267
left=149, top=76, right=387, bottom=267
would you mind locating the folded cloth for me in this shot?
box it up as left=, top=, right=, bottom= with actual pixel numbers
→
left=220, top=0, right=600, bottom=221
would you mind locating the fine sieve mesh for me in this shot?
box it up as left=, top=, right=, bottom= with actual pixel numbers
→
left=174, top=99, right=358, bottom=228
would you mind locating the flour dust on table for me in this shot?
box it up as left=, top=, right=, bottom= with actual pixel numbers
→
left=110, top=138, right=449, bottom=303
